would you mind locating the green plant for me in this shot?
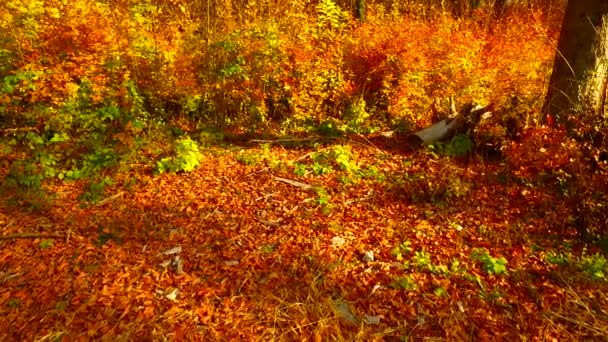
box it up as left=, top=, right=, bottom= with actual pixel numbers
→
left=1, top=70, right=39, bottom=99
left=359, top=165, right=386, bottom=182
left=317, top=119, right=343, bottom=137
left=409, top=249, right=450, bottom=275
left=260, top=243, right=277, bottom=254
left=198, top=126, right=225, bottom=144
left=390, top=275, right=418, bottom=291
left=412, top=250, right=432, bottom=271
left=479, top=287, right=508, bottom=307
left=5, top=160, right=44, bottom=190
left=579, top=253, right=607, bottom=281
left=344, top=97, right=371, bottom=133
left=331, top=145, right=358, bottom=174
left=81, top=147, right=118, bottom=173
left=6, top=298, right=21, bottom=309
left=545, top=252, right=570, bottom=266
left=260, top=143, right=283, bottom=169
left=235, top=151, right=261, bottom=166
left=434, top=287, right=449, bottom=297
left=449, top=259, right=468, bottom=274
left=471, top=248, right=508, bottom=276
left=156, top=137, right=203, bottom=173
left=294, top=163, right=307, bottom=177
left=80, top=176, right=114, bottom=204
left=391, top=240, right=413, bottom=260
left=431, top=134, right=474, bottom=157
left=444, top=176, right=473, bottom=199
left=235, top=143, right=277, bottom=167
left=39, top=239, right=54, bottom=249
left=316, top=0, right=349, bottom=36
left=327, top=222, right=344, bottom=232
left=311, top=161, right=333, bottom=176
left=310, top=149, right=332, bottom=174
left=260, top=143, right=271, bottom=155
left=2, top=134, right=57, bottom=208
left=198, top=22, right=289, bottom=127
left=544, top=250, right=607, bottom=281
left=315, top=187, right=330, bottom=206
left=308, top=145, right=359, bottom=177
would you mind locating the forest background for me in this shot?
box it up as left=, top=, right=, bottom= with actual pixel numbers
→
left=0, top=0, right=607, bottom=340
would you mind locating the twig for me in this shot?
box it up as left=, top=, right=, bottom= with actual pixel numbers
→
left=97, top=191, right=125, bottom=206
left=296, top=147, right=333, bottom=161
left=545, top=311, right=607, bottom=335
left=344, top=194, right=375, bottom=205
left=2, top=219, right=16, bottom=230
left=65, top=226, right=72, bottom=244
left=0, top=233, right=65, bottom=240
left=255, top=192, right=277, bottom=201
left=250, top=137, right=317, bottom=143
left=273, top=176, right=315, bottom=191
left=258, top=219, right=281, bottom=227
left=344, top=189, right=376, bottom=205
left=0, top=127, right=39, bottom=134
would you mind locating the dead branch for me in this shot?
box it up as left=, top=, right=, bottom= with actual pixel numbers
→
left=273, top=176, right=315, bottom=191
left=258, top=218, right=281, bottom=227
left=0, top=127, right=39, bottom=134
left=97, top=191, right=125, bottom=206
left=2, top=219, right=16, bottom=230
left=250, top=137, right=317, bottom=143
left=408, top=101, right=493, bottom=147
left=296, top=147, right=333, bottom=161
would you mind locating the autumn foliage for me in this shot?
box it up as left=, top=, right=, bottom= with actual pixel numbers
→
left=1, top=0, right=607, bottom=340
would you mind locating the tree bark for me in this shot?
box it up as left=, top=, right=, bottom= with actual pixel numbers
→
left=542, top=0, right=608, bottom=123
left=355, top=0, right=366, bottom=22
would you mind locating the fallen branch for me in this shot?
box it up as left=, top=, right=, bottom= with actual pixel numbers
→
left=0, top=233, right=65, bottom=240
left=0, top=127, right=39, bottom=134
left=97, top=191, right=125, bottom=206
left=406, top=101, right=493, bottom=150
left=273, top=176, right=315, bottom=191
left=250, top=137, right=317, bottom=143
left=296, top=147, right=333, bottom=162
left=66, top=226, right=72, bottom=244
left=255, top=192, right=278, bottom=201
left=344, top=194, right=375, bottom=205
left=344, top=189, right=376, bottom=205
left=258, top=218, right=281, bottom=227
left=2, top=219, right=16, bottom=230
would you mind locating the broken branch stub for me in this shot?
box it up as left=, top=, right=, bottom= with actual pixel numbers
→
left=408, top=101, right=493, bottom=148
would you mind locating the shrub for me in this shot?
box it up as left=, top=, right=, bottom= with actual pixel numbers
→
left=471, top=248, right=508, bottom=276
left=156, top=137, right=203, bottom=174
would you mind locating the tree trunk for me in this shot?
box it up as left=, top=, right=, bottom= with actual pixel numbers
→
left=355, top=0, right=366, bottom=22
left=542, top=0, right=608, bottom=123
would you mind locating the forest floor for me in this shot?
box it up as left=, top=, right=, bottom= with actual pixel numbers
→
left=1, top=131, right=607, bottom=341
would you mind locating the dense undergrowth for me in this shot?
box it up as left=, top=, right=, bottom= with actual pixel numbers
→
left=1, top=0, right=607, bottom=340
left=0, top=0, right=566, bottom=209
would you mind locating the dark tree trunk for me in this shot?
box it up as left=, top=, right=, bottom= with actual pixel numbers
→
left=542, top=0, right=608, bottom=123
left=355, top=0, right=366, bottom=22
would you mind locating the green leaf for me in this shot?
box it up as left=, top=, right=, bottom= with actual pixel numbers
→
left=39, top=239, right=54, bottom=249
